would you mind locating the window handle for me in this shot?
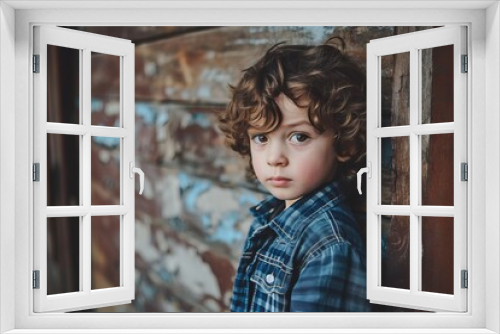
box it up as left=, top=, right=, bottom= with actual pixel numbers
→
left=357, top=162, right=371, bottom=195
left=129, top=162, right=144, bottom=195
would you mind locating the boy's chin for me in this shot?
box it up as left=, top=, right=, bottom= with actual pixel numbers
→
left=267, top=189, right=302, bottom=202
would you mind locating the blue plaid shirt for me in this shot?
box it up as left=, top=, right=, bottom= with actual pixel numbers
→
left=230, top=182, right=371, bottom=312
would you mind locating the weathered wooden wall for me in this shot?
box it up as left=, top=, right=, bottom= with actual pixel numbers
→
left=79, top=26, right=396, bottom=313
left=47, top=26, right=457, bottom=313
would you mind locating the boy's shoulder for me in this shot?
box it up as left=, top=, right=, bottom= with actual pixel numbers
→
left=297, top=198, right=359, bottom=242
left=247, top=182, right=364, bottom=251
left=292, top=198, right=366, bottom=263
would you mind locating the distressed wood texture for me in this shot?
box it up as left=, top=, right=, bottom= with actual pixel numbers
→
left=88, top=26, right=395, bottom=104
left=68, top=26, right=418, bottom=312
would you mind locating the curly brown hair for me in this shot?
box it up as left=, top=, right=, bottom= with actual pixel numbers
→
left=218, top=38, right=366, bottom=192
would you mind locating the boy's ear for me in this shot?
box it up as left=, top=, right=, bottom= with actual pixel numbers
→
left=336, top=142, right=354, bottom=162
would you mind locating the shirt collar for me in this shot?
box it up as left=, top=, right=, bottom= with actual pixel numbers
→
left=249, top=181, right=346, bottom=242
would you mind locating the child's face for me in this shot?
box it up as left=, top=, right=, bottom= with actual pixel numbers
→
left=248, top=94, right=339, bottom=208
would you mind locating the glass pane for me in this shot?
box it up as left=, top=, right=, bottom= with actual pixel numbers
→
left=421, top=45, right=454, bottom=124
left=381, top=52, right=410, bottom=127
left=421, top=216, right=454, bottom=294
left=47, top=134, right=80, bottom=206
left=381, top=215, right=410, bottom=290
left=421, top=134, right=454, bottom=206
left=91, top=52, right=121, bottom=127
left=381, top=137, right=410, bottom=205
left=47, top=217, right=80, bottom=295
left=91, top=216, right=121, bottom=290
left=47, top=45, right=80, bottom=124
left=91, top=136, right=121, bottom=205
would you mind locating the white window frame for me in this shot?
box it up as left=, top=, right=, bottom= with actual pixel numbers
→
left=0, top=1, right=499, bottom=333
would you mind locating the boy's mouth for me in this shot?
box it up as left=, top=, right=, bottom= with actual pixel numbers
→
left=267, top=176, right=292, bottom=187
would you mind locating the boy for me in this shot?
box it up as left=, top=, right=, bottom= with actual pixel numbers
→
left=219, top=39, right=370, bottom=312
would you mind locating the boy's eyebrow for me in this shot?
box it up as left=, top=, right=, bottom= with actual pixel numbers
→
left=247, top=121, right=316, bottom=134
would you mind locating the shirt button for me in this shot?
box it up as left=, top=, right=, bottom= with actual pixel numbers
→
left=266, top=274, right=275, bottom=284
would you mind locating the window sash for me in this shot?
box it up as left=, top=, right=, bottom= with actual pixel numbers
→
left=32, top=25, right=136, bottom=313
left=366, top=26, right=468, bottom=312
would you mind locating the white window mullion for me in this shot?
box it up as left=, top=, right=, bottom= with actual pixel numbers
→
left=409, top=47, right=420, bottom=296
left=82, top=47, right=92, bottom=295
left=409, top=48, right=419, bottom=209
left=79, top=47, right=84, bottom=293
left=82, top=214, right=91, bottom=294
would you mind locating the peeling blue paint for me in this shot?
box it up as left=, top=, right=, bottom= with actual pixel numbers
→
left=91, top=98, right=103, bottom=113
left=92, top=136, right=120, bottom=148
left=210, top=212, right=243, bottom=244
left=201, top=68, right=232, bottom=84
left=157, top=112, right=169, bottom=126
left=177, top=173, right=191, bottom=190
left=196, top=86, right=211, bottom=99
left=185, top=181, right=210, bottom=212
left=135, top=102, right=156, bottom=124
left=232, top=38, right=270, bottom=45
left=158, top=268, right=171, bottom=282
left=201, top=214, right=212, bottom=229
left=178, top=173, right=211, bottom=212
left=308, top=26, right=327, bottom=43
left=141, top=279, right=156, bottom=301
left=248, top=26, right=267, bottom=34
left=169, top=218, right=187, bottom=232
left=238, top=192, right=261, bottom=207
left=190, top=113, right=211, bottom=128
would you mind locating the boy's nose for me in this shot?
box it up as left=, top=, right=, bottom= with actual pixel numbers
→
left=267, top=143, right=288, bottom=167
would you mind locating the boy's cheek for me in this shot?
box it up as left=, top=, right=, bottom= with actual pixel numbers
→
left=250, top=155, right=265, bottom=177
left=301, top=158, right=338, bottom=182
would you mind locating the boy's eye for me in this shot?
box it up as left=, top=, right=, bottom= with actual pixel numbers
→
left=290, top=133, right=310, bottom=144
left=251, top=134, right=268, bottom=144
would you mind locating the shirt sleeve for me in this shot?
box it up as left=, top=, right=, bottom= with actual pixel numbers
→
left=290, top=241, right=370, bottom=312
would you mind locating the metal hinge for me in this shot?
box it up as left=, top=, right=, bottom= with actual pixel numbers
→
left=461, top=270, right=468, bottom=289
left=33, top=54, right=40, bottom=73
left=461, top=163, right=468, bottom=181
left=461, top=54, right=468, bottom=73
left=33, top=270, right=40, bottom=289
left=33, top=163, right=40, bottom=182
